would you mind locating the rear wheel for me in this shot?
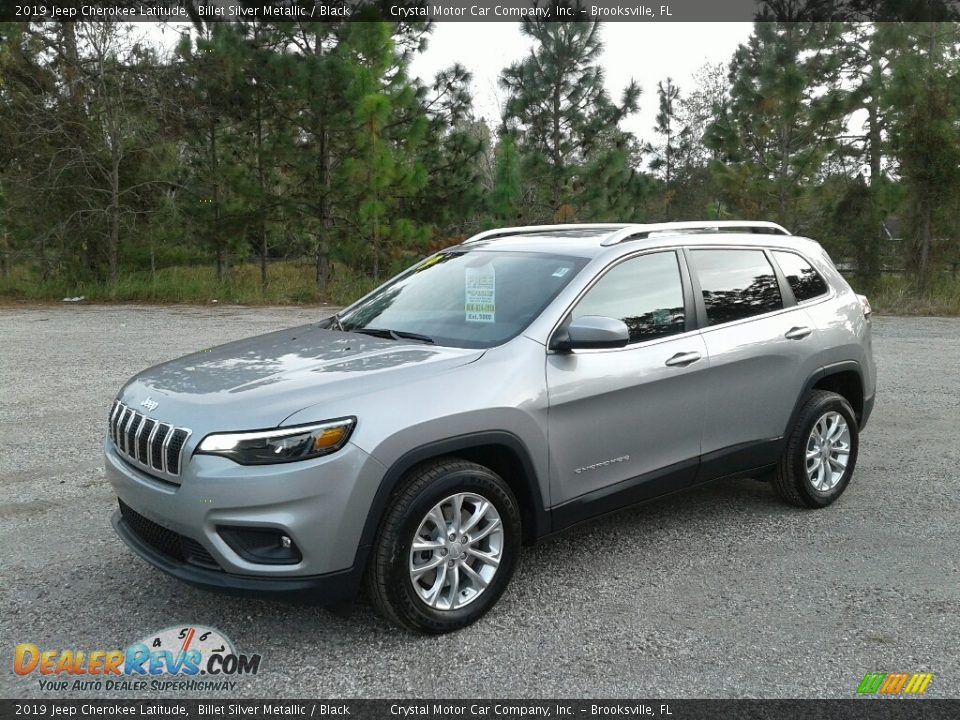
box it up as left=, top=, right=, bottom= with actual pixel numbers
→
left=364, top=459, right=521, bottom=633
left=773, top=390, right=859, bottom=508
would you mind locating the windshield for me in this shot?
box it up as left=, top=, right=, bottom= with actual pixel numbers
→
left=338, top=250, right=589, bottom=348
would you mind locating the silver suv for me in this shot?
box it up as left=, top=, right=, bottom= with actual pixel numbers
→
left=106, top=221, right=876, bottom=633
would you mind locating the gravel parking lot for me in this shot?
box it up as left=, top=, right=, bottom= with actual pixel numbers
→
left=1, top=305, right=958, bottom=699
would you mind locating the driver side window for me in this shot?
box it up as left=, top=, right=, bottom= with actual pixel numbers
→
left=572, top=251, right=686, bottom=344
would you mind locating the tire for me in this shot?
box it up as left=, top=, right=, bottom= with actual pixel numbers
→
left=364, top=458, right=522, bottom=634
left=773, top=390, right=859, bottom=508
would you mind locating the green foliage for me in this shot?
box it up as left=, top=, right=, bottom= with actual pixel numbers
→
left=884, top=22, right=960, bottom=288
left=707, top=22, right=849, bottom=230
left=499, top=12, right=642, bottom=220
left=489, top=135, right=523, bottom=224
left=0, top=19, right=958, bottom=313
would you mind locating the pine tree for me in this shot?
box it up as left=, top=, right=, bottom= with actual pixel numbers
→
left=411, top=64, right=488, bottom=237
left=499, top=13, right=640, bottom=220
left=829, top=23, right=897, bottom=287
left=645, top=79, right=682, bottom=185
left=489, top=134, right=523, bottom=225
left=337, top=22, right=428, bottom=280
left=885, top=22, right=960, bottom=289
left=706, top=22, right=848, bottom=231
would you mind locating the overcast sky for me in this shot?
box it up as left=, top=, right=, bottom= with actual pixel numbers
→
left=148, top=21, right=754, bottom=143
left=408, top=22, right=753, bottom=143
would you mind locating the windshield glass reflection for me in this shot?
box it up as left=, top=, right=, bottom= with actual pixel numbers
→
left=339, top=250, right=589, bottom=348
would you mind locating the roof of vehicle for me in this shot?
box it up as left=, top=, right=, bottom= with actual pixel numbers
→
left=458, top=221, right=821, bottom=258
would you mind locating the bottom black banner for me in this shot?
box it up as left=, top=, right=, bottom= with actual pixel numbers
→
left=1, top=700, right=957, bottom=720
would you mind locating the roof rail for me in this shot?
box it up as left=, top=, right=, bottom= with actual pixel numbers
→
left=460, top=220, right=791, bottom=247
left=462, top=223, right=629, bottom=245
left=600, top=220, right=790, bottom=246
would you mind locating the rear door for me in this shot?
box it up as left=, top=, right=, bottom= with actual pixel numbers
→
left=546, top=250, right=710, bottom=509
left=686, top=247, right=819, bottom=472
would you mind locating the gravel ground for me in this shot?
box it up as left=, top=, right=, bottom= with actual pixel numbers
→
left=1, top=305, right=957, bottom=699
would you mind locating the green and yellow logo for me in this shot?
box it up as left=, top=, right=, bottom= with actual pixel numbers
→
left=857, top=672, right=933, bottom=695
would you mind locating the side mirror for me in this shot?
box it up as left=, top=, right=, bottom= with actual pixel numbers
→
left=551, top=315, right=630, bottom=352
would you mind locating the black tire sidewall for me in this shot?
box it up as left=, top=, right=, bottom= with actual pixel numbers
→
left=792, top=395, right=859, bottom=507
left=386, top=466, right=521, bottom=633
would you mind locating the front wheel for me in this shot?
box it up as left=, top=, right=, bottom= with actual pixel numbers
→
left=772, top=390, right=860, bottom=508
left=364, top=459, right=521, bottom=633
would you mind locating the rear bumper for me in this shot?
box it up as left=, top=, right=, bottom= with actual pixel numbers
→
left=112, top=510, right=361, bottom=604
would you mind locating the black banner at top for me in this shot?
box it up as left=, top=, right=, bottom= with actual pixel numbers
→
left=1, top=0, right=959, bottom=23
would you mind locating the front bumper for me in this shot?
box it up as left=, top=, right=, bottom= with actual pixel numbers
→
left=105, top=436, right=387, bottom=603
left=112, top=510, right=360, bottom=603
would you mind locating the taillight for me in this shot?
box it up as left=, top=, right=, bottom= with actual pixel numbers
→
left=857, top=294, right=872, bottom=319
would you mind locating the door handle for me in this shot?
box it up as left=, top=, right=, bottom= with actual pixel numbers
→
left=785, top=326, right=812, bottom=340
left=665, top=351, right=702, bottom=367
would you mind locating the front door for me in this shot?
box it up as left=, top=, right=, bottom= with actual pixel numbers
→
left=546, top=250, right=710, bottom=508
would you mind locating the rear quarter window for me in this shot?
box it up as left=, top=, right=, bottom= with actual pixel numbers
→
left=773, top=250, right=830, bottom=302
left=691, top=249, right=783, bottom=326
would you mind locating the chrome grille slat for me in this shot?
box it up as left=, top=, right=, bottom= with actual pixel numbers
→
left=137, top=418, right=156, bottom=464
left=107, top=401, right=191, bottom=481
left=109, top=401, right=122, bottom=444
left=133, top=413, right=146, bottom=462
left=120, top=409, right=133, bottom=453
left=153, top=424, right=171, bottom=471
left=126, top=412, right=143, bottom=455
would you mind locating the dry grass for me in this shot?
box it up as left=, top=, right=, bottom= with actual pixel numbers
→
left=3, top=263, right=959, bottom=316
left=0, top=261, right=378, bottom=307
left=855, top=273, right=960, bottom=316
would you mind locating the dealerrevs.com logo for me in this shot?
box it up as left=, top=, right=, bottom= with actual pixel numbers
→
left=13, top=625, right=262, bottom=692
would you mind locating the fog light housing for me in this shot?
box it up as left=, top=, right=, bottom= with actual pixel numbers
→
left=218, top=526, right=303, bottom=565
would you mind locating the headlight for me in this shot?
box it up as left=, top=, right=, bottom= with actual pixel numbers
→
left=196, top=418, right=355, bottom=465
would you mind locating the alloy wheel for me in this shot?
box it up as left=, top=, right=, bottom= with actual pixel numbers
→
left=408, top=492, right=504, bottom=610
left=805, top=411, right=851, bottom=491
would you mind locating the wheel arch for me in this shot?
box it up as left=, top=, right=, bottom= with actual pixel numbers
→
left=786, top=361, right=865, bottom=440
left=352, top=432, right=549, bottom=577
left=812, top=366, right=864, bottom=423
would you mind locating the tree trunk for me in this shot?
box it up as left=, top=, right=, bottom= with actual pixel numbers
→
left=0, top=233, right=8, bottom=279
left=211, top=123, right=224, bottom=281
left=372, top=195, right=380, bottom=281
left=552, top=84, right=562, bottom=214
left=865, top=49, right=884, bottom=286
left=109, top=139, right=121, bottom=283
left=315, top=126, right=331, bottom=290
left=918, top=197, right=932, bottom=291
left=255, top=82, right=268, bottom=293
left=916, top=25, right=938, bottom=292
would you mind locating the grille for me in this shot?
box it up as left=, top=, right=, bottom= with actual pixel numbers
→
left=109, top=400, right=191, bottom=480
left=181, top=537, right=219, bottom=569
left=119, top=500, right=221, bottom=571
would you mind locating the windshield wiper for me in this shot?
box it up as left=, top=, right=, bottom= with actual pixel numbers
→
left=352, top=327, right=435, bottom=344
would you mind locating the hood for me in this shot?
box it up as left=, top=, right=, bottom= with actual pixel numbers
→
left=119, top=324, right=484, bottom=431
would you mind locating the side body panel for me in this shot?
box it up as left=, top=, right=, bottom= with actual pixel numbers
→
left=545, top=333, right=709, bottom=505
left=696, top=307, right=820, bottom=455
left=801, top=248, right=877, bottom=407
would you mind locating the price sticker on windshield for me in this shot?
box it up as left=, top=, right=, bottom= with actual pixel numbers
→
left=465, top=265, right=496, bottom=323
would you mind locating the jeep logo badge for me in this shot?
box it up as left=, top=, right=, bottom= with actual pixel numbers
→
left=140, top=397, right=159, bottom=412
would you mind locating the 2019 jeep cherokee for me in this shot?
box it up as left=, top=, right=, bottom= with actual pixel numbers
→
left=106, top=220, right=876, bottom=633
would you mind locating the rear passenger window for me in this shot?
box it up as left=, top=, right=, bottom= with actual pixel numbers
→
left=773, top=251, right=829, bottom=302
left=692, top=249, right=783, bottom=326
left=572, top=251, right=685, bottom=344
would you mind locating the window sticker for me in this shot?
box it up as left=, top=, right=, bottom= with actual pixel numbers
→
left=465, top=265, right=496, bottom=323
left=552, top=266, right=571, bottom=278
